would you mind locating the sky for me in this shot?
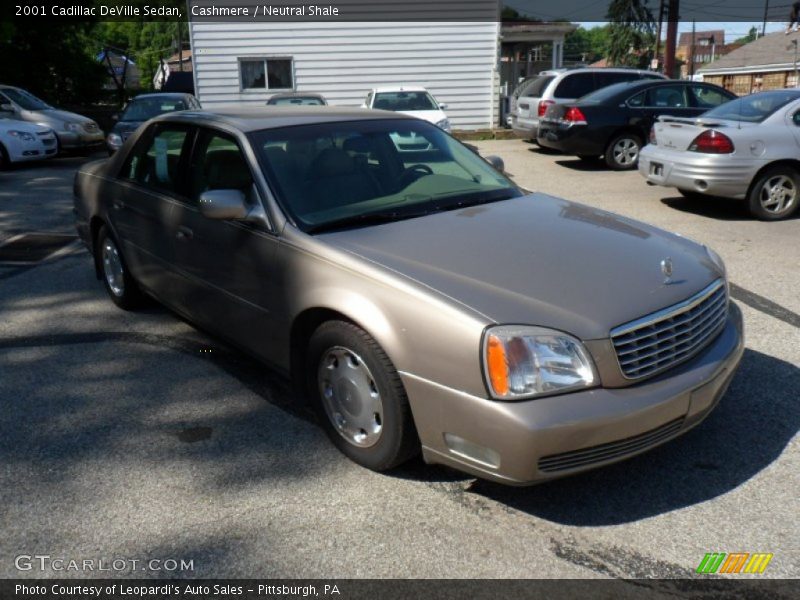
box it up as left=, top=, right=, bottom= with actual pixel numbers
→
left=579, top=21, right=787, bottom=44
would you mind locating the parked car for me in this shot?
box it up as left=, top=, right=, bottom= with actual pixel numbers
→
left=538, top=80, right=736, bottom=170
left=640, top=89, right=800, bottom=221
left=267, top=92, right=328, bottom=106
left=511, top=68, right=666, bottom=140
left=362, top=86, right=450, bottom=131
left=73, top=108, right=743, bottom=485
left=0, top=84, right=104, bottom=152
left=106, top=93, right=200, bottom=154
left=0, top=117, right=57, bottom=168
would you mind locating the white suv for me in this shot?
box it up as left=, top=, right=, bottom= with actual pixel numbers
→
left=362, top=86, right=451, bottom=132
left=511, top=68, right=665, bottom=140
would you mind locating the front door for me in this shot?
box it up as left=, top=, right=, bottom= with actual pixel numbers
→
left=170, top=127, right=281, bottom=361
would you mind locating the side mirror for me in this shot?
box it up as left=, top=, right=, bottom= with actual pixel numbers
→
left=0, top=103, right=16, bottom=113
left=438, top=103, right=448, bottom=110
left=484, top=155, right=505, bottom=173
left=198, top=189, right=249, bottom=220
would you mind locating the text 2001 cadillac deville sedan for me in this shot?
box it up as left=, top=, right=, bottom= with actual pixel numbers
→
left=73, top=108, right=744, bottom=485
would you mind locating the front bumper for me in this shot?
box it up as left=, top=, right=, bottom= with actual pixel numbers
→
left=402, top=303, right=744, bottom=485
left=55, top=129, right=105, bottom=150
left=638, top=146, right=759, bottom=199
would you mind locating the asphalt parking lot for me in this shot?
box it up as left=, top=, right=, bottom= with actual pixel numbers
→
left=0, top=144, right=798, bottom=584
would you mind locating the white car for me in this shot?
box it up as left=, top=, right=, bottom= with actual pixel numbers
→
left=362, top=86, right=451, bottom=131
left=0, top=117, right=57, bottom=169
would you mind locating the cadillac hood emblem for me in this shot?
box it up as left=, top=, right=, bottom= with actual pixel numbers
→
left=661, top=257, right=674, bottom=283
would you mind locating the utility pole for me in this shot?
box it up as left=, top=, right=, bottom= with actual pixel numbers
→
left=654, top=0, right=665, bottom=71
left=663, top=0, right=680, bottom=79
left=762, top=0, right=770, bottom=37
left=689, top=20, right=696, bottom=79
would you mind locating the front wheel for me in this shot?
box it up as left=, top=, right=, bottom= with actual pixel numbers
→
left=96, top=225, right=145, bottom=310
left=747, top=166, right=800, bottom=221
left=307, top=320, right=419, bottom=471
left=605, top=133, right=642, bottom=170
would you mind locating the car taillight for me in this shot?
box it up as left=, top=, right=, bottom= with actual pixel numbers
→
left=688, top=130, right=734, bottom=154
left=538, top=100, right=554, bottom=117
left=649, top=126, right=657, bottom=145
left=564, top=107, right=587, bottom=123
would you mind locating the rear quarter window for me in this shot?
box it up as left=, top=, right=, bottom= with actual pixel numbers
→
left=518, top=76, right=555, bottom=98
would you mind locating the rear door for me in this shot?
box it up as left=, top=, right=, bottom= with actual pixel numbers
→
left=627, top=84, right=695, bottom=134
left=112, top=122, right=194, bottom=296
left=170, top=127, right=281, bottom=359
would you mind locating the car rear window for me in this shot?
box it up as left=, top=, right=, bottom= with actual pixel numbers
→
left=517, top=76, right=555, bottom=99
left=703, top=90, right=800, bottom=123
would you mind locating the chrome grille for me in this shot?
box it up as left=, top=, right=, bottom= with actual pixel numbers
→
left=539, top=418, right=685, bottom=473
left=611, top=280, right=728, bottom=380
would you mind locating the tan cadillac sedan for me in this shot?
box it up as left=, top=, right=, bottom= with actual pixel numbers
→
left=73, top=108, right=744, bottom=485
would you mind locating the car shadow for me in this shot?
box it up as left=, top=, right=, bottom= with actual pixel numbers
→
left=661, top=195, right=800, bottom=221
left=554, top=158, right=609, bottom=172
left=456, top=348, right=799, bottom=526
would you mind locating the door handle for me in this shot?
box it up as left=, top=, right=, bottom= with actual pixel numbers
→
left=176, top=226, right=193, bottom=241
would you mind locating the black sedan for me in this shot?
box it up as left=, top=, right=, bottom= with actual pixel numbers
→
left=537, top=79, right=736, bottom=170
left=106, top=92, right=200, bottom=154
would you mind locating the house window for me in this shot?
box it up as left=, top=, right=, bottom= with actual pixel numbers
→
left=240, top=58, right=293, bottom=90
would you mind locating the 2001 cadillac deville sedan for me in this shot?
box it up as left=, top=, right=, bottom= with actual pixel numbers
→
left=73, top=108, right=744, bottom=485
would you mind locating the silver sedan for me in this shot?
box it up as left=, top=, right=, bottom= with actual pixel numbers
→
left=639, top=89, right=800, bottom=220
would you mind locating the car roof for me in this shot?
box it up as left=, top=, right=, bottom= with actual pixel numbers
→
left=372, top=86, right=429, bottom=93
left=131, top=93, right=192, bottom=101
left=269, top=92, right=326, bottom=99
left=154, top=107, right=411, bottom=131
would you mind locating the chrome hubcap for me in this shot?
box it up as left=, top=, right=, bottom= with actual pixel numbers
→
left=759, top=175, right=796, bottom=214
left=101, top=239, right=125, bottom=297
left=613, top=138, right=639, bottom=166
left=317, top=347, right=383, bottom=448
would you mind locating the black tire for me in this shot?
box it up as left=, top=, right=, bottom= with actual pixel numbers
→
left=306, top=320, right=419, bottom=471
left=604, top=133, right=642, bottom=170
left=95, top=225, right=145, bottom=310
left=747, top=165, right=800, bottom=221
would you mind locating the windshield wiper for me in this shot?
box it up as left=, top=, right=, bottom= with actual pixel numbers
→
left=306, top=209, right=432, bottom=234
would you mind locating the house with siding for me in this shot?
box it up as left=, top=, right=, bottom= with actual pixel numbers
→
left=699, top=31, right=800, bottom=94
left=188, top=1, right=514, bottom=129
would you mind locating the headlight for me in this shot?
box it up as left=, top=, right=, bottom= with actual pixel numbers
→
left=8, top=130, right=36, bottom=142
left=64, top=122, right=82, bottom=132
left=107, top=133, right=123, bottom=147
left=435, top=118, right=451, bottom=131
left=483, top=325, right=596, bottom=400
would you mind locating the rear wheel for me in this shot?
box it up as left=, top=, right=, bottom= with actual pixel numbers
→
left=605, top=133, right=642, bottom=170
left=747, top=166, right=800, bottom=221
left=307, top=320, right=419, bottom=471
left=96, top=225, right=145, bottom=310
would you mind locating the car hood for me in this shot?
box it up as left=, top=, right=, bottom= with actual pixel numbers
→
left=397, top=109, right=446, bottom=124
left=319, top=194, right=722, bottom=340
left=26, top=108, right=95, bottom=126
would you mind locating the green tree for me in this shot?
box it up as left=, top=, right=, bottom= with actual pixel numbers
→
left=734, top=26, right=758, bottom=45
left=606, top=0, right=656, bottom=67
left=564, top=25, right=612, bottom=64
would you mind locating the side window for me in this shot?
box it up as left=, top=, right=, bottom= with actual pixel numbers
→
left=189, top=130, right=255, bottom=204
left=689, top=85, right=730, bottom=109
left=628, top=91, right=646, bottom=108
left=122, top=124, right=192, bottom=194
left=646, top=85, right=688, bottom=108
left=554, top=73, right=596, bottom=99
left=597, top=72, right=637, bottom=87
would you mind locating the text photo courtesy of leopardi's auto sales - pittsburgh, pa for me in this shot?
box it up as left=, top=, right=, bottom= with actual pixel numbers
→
left=0, top=1, right=798, bottom=599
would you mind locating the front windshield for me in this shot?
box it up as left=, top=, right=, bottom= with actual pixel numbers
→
left=2, top=88, right=50, bottom=110
left=702, top=90, right=800, bottom=123
left=270, top=96, right=325, bottom=105
left=251, top=119, right=521, bottom=232
left=121, top=97, right=188, bottom=121
left=373, top=92, right=438, bottom=111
